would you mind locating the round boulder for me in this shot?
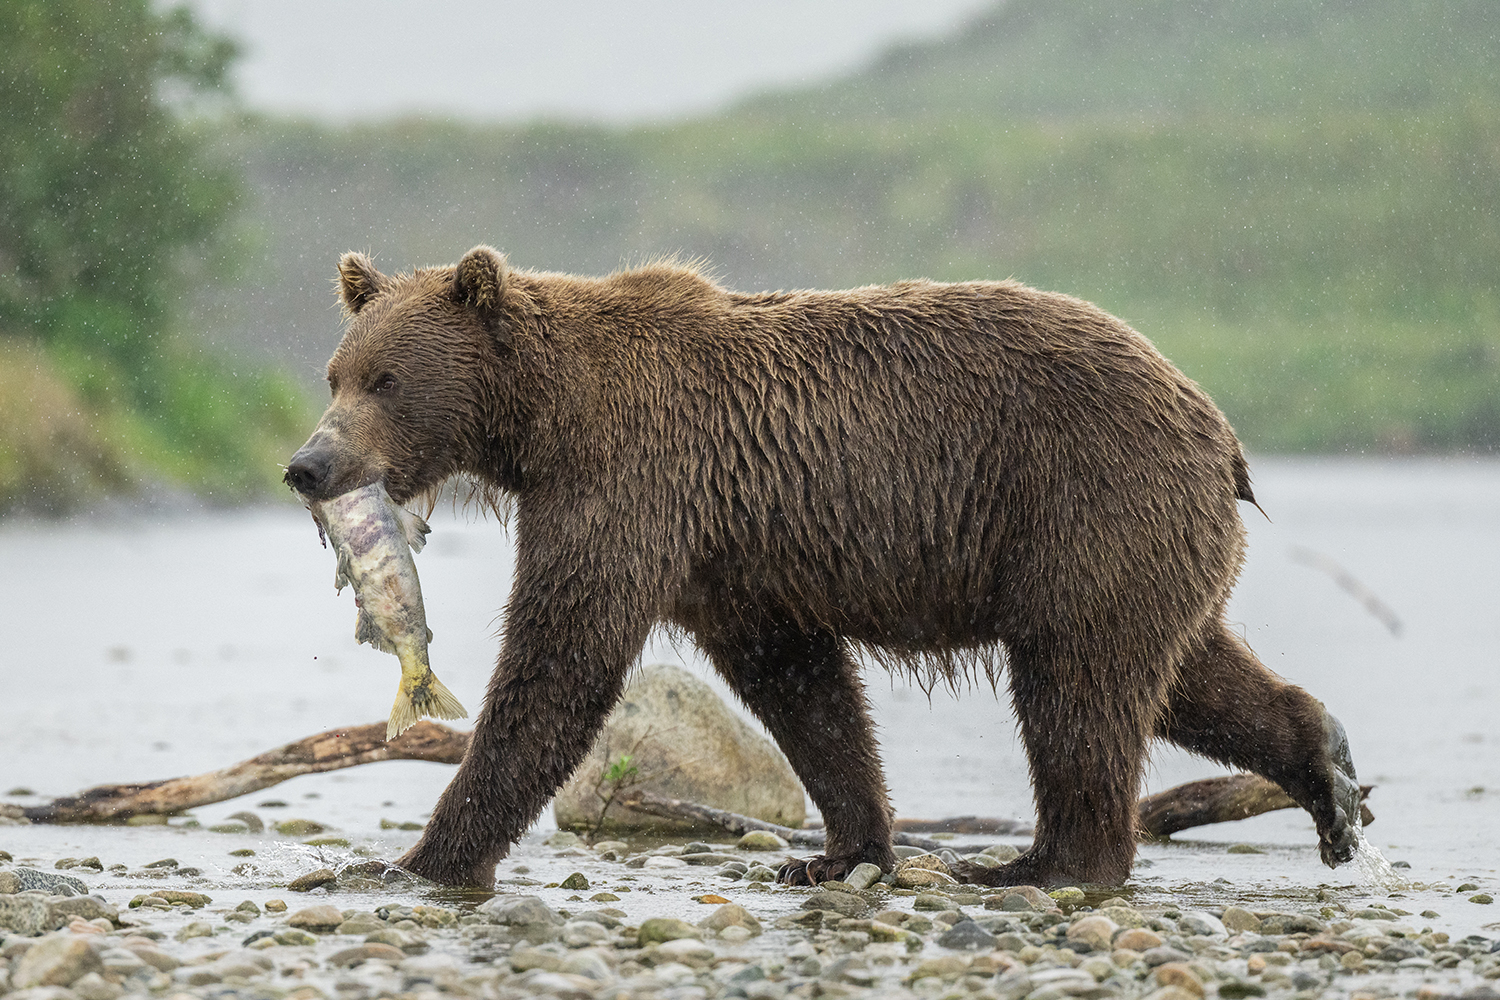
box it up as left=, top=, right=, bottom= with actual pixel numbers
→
left=552, top=663, right=805, bottom=833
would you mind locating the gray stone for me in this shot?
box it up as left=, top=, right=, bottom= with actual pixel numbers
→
left=843, top=863, right=883, bottom=890
left=699, top=903, right=762, bottom=937
left=938, top=919, right=998, bottom=950
left=1143, top=946, right=1195, bottom=967
left=560, top=920, right=610, bottom=947
left=226, top=811, right=264, bottom=833
left=334, top=912, right=385, bottom=936
left=50, top=898, right=116, bottom=925
left=272, top=928, right=317, bottom=946
left=478, top=894, right=562, bottom=926
left=553, top=663, right=805, bottom=832
left=800, top=890, right=869, bottom=917
left=559, top=950, right=613, bottom=981
left=286, top=904, right=345, bottom=930
left=0, top=895, right=62, bottom=936
left=1177, top=910, right=1226, bottom=937
left=737, top=831, right=789, bottom=851
left=10, top=871, right=87, bottom=897
left=70, top=971, right=121, bottom=1000
left=273, top=818, right=325, bottom=836
left=363, top=927, right=426, bottom=953
left=1220, top=906, right=1261, bottom=933
left=287, top=868, right=337, bottom=892
left=913, top=893, right=958, bottom=911
left=12, top=934, right=102, bottom=988
left=174, top=921, right=213, bottom=942
left=637, top=917, right=701, bottom=944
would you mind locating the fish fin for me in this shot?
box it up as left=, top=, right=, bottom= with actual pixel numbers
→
left=395, top=505, right=432, bottom=555
left=425, top=626, right=434, bottom=644
left=333, top=548, right=353, bottom=593
left=386, top=670, right=466, bottom=740
left=387, top=687, right=421, bottom=740
left=356, top=609, right=396, bottom=653
left=415, top=671, right=468, bottom=721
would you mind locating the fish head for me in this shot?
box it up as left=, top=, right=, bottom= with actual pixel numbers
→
left=285, top=247, right=511, bottom=504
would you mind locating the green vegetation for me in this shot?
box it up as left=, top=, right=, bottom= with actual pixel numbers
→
left=0, top=0, right=310, bottom=514
left=215, top=0, right=1499, bottom=455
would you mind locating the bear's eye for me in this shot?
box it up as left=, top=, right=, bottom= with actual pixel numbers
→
left=371, top=372, right=398, bottom=394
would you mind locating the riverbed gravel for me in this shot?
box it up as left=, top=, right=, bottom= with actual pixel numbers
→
left=2, top=835, right=1498, bottom=1000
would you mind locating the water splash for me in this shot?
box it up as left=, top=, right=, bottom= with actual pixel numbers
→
left=1349, top=821, right=1404, bottom=891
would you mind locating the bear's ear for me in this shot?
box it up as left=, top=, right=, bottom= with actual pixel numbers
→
left=452, top=245, right=511, bottom=345
left=337, top=252, right=386, bottom=315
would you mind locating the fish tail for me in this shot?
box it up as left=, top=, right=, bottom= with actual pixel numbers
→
left=386, top=669, right=469, bottom=741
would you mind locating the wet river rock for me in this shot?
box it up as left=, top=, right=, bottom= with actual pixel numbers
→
left=551, top=663, right=805, bottom=833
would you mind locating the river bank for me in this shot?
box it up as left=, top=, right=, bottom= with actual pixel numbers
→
left=2, top=826, right=1499, bottom=1000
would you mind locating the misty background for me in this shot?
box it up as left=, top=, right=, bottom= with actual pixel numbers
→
left=3, top=0, right=1498, bottom=508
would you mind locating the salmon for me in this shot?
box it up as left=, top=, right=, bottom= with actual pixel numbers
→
left=306, top=482, right=467, bottom=739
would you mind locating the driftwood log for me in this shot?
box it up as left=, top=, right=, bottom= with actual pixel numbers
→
left=9, top=721, right=471, bottom=824
left=3, top=720, right=1373, bottom=842
left=618, top=788, right=947, bottom=851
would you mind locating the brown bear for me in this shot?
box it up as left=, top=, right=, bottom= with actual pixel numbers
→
left=285, top=245, right=1363, bottom=889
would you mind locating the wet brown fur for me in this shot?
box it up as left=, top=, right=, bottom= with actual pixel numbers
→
left=287, top=246, right=1360, bottom=889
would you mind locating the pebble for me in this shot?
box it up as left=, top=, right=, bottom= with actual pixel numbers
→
left=936, top=919, right=997, bottom=950
left=1067, top=914, right=1120, bottom=950
left=272, top=818, right=325, bottom=835
left=638, top=916, right=701, bottom=944
left=11, top=933, right=101, bottom=988
left=287, top=868, right=337, bottom=892
left=286, top=904, right=345, bottom=930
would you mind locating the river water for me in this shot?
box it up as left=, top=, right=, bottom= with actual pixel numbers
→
left=1, top=458, right=1496, bottom=931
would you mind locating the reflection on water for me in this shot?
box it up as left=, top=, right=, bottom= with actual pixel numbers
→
left=1, top=457, right=1497, bottom=928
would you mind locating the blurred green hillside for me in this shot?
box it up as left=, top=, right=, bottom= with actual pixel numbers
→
left=6, top=0, right=1497, bottom=516
left=210, top=0, right=1499, bottom=455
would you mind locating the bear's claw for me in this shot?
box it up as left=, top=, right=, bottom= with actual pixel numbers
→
left=777, top=854, right=864, bottom=886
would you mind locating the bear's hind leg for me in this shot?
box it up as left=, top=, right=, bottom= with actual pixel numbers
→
left=698, top=616, right=896, bottom=886
left=1158, top=622, right=1361, bottom=868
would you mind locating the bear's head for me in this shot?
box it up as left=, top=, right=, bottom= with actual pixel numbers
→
left=285, top=245, right=513, bottom=504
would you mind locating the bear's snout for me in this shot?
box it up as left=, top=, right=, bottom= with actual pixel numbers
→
left=285, top=439, right=337, bottom=497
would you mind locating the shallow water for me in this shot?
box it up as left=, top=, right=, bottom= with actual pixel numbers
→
left=2, top=458, right=1496, bottom=932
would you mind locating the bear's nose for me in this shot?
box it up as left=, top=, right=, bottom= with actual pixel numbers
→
left=284, top=446, right=332, bottom=496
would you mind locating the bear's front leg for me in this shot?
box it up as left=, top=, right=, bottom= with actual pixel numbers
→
left=697, top=613, right=897, bottom=886
left=397, top=543, right=656, bottom=888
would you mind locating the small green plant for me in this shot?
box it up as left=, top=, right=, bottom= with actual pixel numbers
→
left=603, top=754, right=638, bottom=787
left=588, top=751, right=642, bottom=838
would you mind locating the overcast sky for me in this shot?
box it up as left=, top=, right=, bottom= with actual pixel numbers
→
left=186, top=0, right=995, bottom=124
